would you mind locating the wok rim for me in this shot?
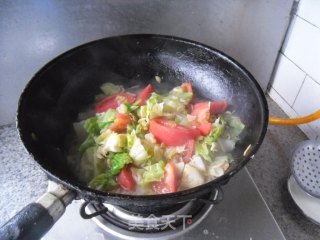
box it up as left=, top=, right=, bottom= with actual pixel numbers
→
left=16, top=34, right=269, bottom=202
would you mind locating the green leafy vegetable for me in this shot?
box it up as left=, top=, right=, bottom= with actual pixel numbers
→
left=195, top=142, right=211, bottom=161
left=204, top=117, right=225, bottom=144
left=138, top=105, right=148, bottom=118
left=174, top=114, right=190, bottom=126
left=83, top=110, right=116, bottom=137
left=127, top=123, right=137, bottom=134
left=143, top=161, right=165, bottom=183
left=97, top=130, right=127, bottom=154
left=100, top=82, right=124, bottom=95
left=147, top=93, right=163, bottom=105
left=224, top=113, right=245, bottom=137
left=84, top=117, right=100, bottom=136
left=111, top=152, right=133, bottom=175
left=129, top=136, right=150, bottom=165
left=163, top=99, right=185, bottom=113
left=79, top=135, right=95, bottom=153
left=80, top=146, right=109, bottom=179
left=127, top=131, right=136, bottom=148
left=96, top=109, right=116, bottom=130
left=89, top=172, right=118, bottom=191
left=125, top=101, right=140, bottom=113
left=145, top=93, right=164, bottom=119
left=150, top=103, right=164, bottom=119
left=79, top=146, right=96, bottom=181
left=210, top=125, right=224, bottom=142
left=72, top=83, right=247, bottom=195
left=169, top=85, right=193, bottom=105
left=95, top=158, right=109, bottom=175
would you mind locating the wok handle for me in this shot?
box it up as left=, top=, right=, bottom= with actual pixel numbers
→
left=269, top=110, right=320, bottom=125
left=0, top=203, right=54, bottom=240
left=0, top=184, right=75, bottom=240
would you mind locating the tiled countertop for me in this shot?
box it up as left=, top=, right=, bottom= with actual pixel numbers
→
left=0, top=96, right=319, bottom=239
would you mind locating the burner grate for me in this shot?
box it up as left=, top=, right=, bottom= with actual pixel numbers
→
left=84, top=198, right=214, bottom=239
left=91, top=200, right=205, bottom=233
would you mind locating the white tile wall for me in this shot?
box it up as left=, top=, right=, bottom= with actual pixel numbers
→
left=298, top=0, right=320, bottom=28
left=272, top=55, right=306, bottom=106
left=269, top=0, right=320, bottom=140
left=269, top=88, right=299, bottom=118
left=284, top=16, right=320, bottom=85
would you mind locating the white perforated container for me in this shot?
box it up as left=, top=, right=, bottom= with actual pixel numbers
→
left=291, top=141, right=320, bottom=198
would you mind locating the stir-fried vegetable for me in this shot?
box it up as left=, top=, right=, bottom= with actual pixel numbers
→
left=70, top=82, right=245, bottom=195
left=143, top=161, right=166, bottom=184
left=89, top=172, right=118, bottom=191
left=111, top=152, right=132, bottom=175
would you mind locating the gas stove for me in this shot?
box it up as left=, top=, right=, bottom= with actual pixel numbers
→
left=42, top=168, right=286, bottom=240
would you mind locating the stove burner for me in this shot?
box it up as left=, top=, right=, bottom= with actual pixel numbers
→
left=85, top=199, right=214, bottom=239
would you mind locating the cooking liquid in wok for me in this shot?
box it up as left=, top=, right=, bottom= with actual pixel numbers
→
left=67, top=82, right=245, bottom=195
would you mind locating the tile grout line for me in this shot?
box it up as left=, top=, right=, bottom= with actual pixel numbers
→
left=270, top=88, right=318, bottom=139
left=296, top=15, right=320, bottom=31
left=308, top=75, right=320, bottom=87
left=270, top=88, right=310, bottom=122
left=288, top=95, right=319, bottom=140
left=280, top=8, right=299, bottom=56
left=281, top=53, right=320, bottom=87
left=272, top=54, right=319, bottom=108
left=270, top=87, right=298, bottom=113
left=291, top=74, right=307, bottom=108
left=280, top=53, right=306, bottom=74
left=280, top=16, right=320, bottom=86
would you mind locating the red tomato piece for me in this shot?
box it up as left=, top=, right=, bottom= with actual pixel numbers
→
left=137, top=84, right=154, bottom=106
left=190, top=102, right=212, bottom=136
left=149, top=118, right=200, bottom=146
left=110, top=113, right=131, bottom=132
left=191, top=102, right=211, bottom=122
left=181, top=82, right=193, bottom=93
left=183, top=140, right=195, bottom=163
left=210, top=101, right=228, bottom=115
left=118, top=166, right=135, bottom=191
left=152, top=162, right=178, bottom=194
left=196, top=121, right=212, bottom=136
left=96, top=93, right=136, bottom=113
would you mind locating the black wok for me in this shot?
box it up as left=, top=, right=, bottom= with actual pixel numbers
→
left=0, top=34, right=268, bottom=239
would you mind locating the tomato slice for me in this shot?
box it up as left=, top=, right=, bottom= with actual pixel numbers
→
left=210, top=101, right=228, bottom=115
left=191, top=102, right=211, bottom=122
left=196, top=121, right=212, bottom=136
left=183, top=140, right=195, bottom=163
left=190, top=101, right=228, bottom=135
left=152, top=162, right=178, bottom=194
left=110, top=113, right=131, bottom=132
left=118, top=166, right=135, bottom=191
left=137, top=84, right=153, bottom=106
left=181, top=82, right=193, bottom=93
left=149, top=118, right=200, bottom=146
left=190, top=102, right=212, bottom=135
left=96, top=93, right=136, bottom=113
left=192, top=101, right=229, bottom=117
